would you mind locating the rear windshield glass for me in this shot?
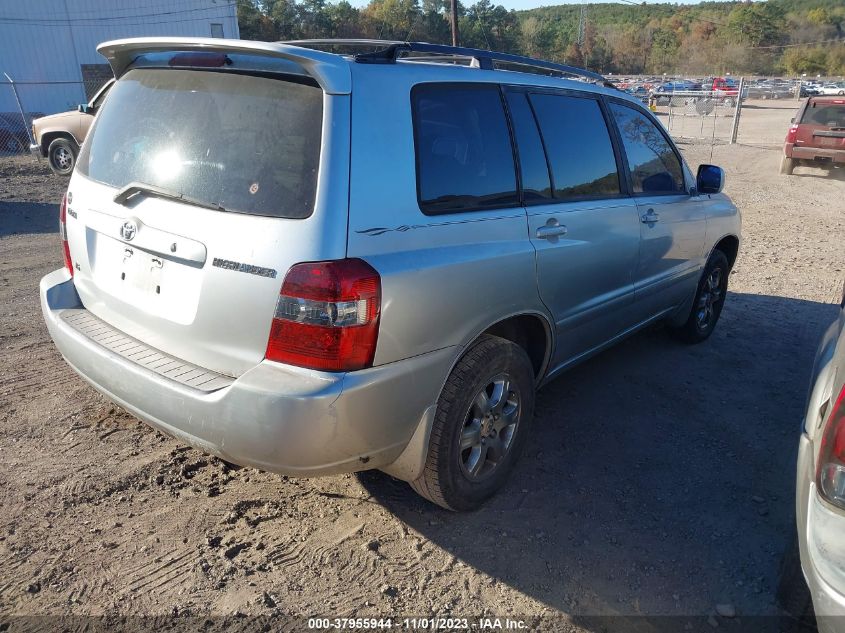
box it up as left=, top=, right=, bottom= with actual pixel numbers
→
left=801, top=102, right=845, bottom=127
left=77, top=68, right=323, bottom=219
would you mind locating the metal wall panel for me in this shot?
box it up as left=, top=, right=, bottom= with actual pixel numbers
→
left=0, top=0, right=240, bottom=114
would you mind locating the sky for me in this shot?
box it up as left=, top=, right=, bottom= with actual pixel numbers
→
left=349, top=0, right=712, bottom=12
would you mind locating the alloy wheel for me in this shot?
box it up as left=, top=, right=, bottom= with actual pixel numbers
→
left=696, top=267, right=724, bottom=330
left=458, top=374, right=521, bottom=481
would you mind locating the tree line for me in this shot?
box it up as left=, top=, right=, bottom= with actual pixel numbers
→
left=237, top=0, right=845, bottom=76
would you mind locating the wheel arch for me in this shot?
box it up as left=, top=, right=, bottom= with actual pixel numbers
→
left=41, top=131, right=79, bottom=155
left=479, top=312, right=553, bottom=383
left=712, top=234, right=740, bottom=270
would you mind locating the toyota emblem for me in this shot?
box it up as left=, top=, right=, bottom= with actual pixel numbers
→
left=120, top=220, right=137, bottom=241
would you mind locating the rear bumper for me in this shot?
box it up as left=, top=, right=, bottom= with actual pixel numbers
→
left=40, top=268, right=455, bottom=477
left=786, top=144, right=845, bottom=164
left=796, top=434, right=845, bottom=630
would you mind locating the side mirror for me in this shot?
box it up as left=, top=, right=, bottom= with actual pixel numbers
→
left=697, top=164, right=725, bottom=194
left=77, top=104, right=91, bottom=114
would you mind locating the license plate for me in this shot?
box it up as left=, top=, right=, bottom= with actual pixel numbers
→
left=121, top=247, right=164, bottom=295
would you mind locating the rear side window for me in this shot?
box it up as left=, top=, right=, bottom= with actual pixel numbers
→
left=801, top=102, right=845, bottom=127
left=528, top=93, right=621, bottom=200
left=412, top=84, right=518, bottom=215
left=609, top=102, right=685, bottom=195
left=77, top=68, right=323, bottom=219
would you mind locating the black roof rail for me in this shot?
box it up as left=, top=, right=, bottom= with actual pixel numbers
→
left=283, top=39, right=611, bottom=86
left=285, top=39, right=403, bottom=47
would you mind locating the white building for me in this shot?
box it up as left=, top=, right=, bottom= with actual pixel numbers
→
left=0, top=0, right=240, bottom=116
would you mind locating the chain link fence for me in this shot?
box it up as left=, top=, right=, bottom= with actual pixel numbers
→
left=660, top=93, right=741, bottom=145
left=648, top=79, right=805, bottom=148
left=0, top=73, right=112, bottom=157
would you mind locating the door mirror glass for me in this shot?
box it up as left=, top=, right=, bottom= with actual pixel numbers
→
left=697, top=164, right=725, bottom=194
left=78, top=104, right=90, bottom=114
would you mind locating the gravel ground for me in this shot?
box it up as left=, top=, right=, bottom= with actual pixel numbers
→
left=1, top=103, right=843, bottom=632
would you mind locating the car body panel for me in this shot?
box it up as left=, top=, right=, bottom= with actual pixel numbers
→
left=796, top=300, right=845, bottom=628
left=41, top=268, right=457, bottom=475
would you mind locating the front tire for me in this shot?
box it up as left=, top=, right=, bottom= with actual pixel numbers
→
left=781, top=155, right=796, bottom=176
left=47, top=137, right=77, bottom=176
left=670, top=249, right=730, bottom=344
left=410, top=335, right=535, bottom=511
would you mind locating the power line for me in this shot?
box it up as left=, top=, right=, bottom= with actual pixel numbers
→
left=749, top=37, right=844, bottom=50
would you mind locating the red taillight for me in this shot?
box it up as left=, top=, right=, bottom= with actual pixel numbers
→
left=817, top=384, right=845, bottom=510
left=786, top=124, right=799, bottom=144
left=265, top=259, right=381, bottom=372
left=59, top=193, right=73, bottom=277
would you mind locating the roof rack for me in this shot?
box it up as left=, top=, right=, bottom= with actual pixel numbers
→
left=285, top=39, right=611, bottom=86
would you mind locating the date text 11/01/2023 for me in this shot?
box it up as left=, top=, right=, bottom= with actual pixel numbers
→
left=307, top=618, right=528, bottom=630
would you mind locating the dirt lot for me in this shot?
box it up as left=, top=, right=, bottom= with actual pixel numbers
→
left=1, top=102, right=844, bottom=632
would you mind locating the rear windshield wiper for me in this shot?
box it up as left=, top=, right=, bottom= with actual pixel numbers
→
left=113, top=181, right=226, bottom=213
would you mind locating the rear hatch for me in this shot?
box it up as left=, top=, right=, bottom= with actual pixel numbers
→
left=65, top=49, right=349, bottom=377
left=796, top=98, right=845, bottom=151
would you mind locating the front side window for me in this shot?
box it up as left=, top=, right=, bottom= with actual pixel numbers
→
left=609, top=102, right=685, bottom=195
left=77, top=68, right=323, bottom=219
left=528, top=93, right=621, bottom=200
left=412, top=84, right=518, bottom=215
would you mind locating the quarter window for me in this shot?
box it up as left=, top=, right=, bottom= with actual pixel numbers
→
left=528, top=93, right=621, bottom=200
left=609, top=102, right=685, bottom=194
left=412, top=84, right=518, bottom=215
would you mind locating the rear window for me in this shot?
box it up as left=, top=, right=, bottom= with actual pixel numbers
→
left=77, top=68, right=323, bottom=219
left=412, top=84, right=518, bottom=215
left=801, top=101, right=845, bottom=127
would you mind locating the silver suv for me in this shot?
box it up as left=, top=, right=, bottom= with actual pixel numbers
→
left=40, top=38, right=741, bottom=511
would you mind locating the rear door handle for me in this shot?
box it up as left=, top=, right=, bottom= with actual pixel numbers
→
left=641, top=209, right=660, bottom=223
left=536, top=219, right=568, bottom=239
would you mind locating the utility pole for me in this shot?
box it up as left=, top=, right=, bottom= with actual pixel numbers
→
left=577, top=5, right=585, bottom=47
left=451, top=0, right=460, bottom=47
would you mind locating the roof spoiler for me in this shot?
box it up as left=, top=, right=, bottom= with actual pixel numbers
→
left=97, top=37, right=351, bottom=94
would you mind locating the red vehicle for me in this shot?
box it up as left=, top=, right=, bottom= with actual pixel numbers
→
left=711, top=77, right=739, bottom=105
left=781, top=97, right=845, bottom=175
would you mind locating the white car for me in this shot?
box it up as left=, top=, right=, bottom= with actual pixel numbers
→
left=779, top=284, right=845, bottom=633
left=819, top=83, right=845, bottom=96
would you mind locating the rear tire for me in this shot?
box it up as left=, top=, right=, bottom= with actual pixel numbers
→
left=670, top=249, right=730, bottom=344
left=47, top=137, right=77, bottom=176
left=410, top=335, right=535, bottom=511
left=781, top=155, right=796, bottom=176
